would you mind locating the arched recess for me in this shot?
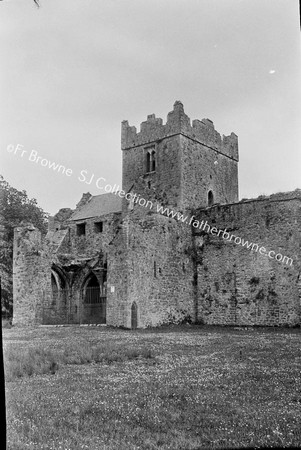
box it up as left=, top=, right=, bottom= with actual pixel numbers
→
left=81, top=271, right=106, bottom=324
left=83, top=273, right=100, bottom=304
left=131, top=301, right=138, bottom=329
left=51, top=266, right=68, bottom=309
left=208, top=190, right=214, bottom=207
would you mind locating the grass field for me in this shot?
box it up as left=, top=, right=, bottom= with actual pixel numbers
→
left=3, top=324, right=301, bottom=449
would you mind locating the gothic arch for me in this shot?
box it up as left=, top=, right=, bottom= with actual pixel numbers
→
left=82, top=272, right=100, bottom=304
left=81, top=271, right=106, bottom=324
left=51, top=265, right=68, bottom=308
left=72, top=267, right=98, bottom=291
left=51, top=264, right=68, bottom=287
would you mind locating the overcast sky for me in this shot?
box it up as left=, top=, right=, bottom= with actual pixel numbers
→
left=0, top=0, right=300, bottom=215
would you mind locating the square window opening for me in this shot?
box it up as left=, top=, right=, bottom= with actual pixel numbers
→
left=76, top=223, right=86, bottom=236
left=94, top=221, right=103, bottom=233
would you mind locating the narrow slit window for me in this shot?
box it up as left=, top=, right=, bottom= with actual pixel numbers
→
left=151, top=151, right=156, bottom=171
left=146, top=152, right=151, bottom=172
left=208, top=190, right=214, bottom=207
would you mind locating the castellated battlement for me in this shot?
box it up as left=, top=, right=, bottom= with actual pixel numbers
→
left=121, top=101, right=238, bottom=161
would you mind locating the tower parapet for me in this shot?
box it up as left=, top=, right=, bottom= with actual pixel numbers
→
left=121, top=101, right=238, bottom=161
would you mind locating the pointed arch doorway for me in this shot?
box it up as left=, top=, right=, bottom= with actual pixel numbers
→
left=82, top=273, right=106, bottom=324
left=131, top=302, right=138, bottom=329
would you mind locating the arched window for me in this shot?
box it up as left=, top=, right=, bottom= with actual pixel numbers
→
left=208, top=190, right=214, bottom=207
left=145, top=148, right=156, bottom=173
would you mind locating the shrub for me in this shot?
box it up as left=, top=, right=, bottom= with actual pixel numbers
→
left=163, top=308, right=192, bottom=325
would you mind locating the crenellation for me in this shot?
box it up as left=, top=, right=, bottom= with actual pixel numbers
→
left=222, top=133, right=239, bottom=161
left=122, top=101, right=238, bottom=162
left=165, top=100, right=191, bottom=135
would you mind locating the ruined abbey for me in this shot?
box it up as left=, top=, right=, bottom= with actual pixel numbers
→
left=13, top=101, right=301, bottom=328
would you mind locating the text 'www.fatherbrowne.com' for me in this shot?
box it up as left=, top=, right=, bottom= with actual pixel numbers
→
left=155, top=204, right=293, bottom=266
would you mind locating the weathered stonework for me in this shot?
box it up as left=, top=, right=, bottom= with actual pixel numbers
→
left=107, top=209, right=194, bottom=328
left=122, top=101, right=238, bottom=210
left=193, top=192, right=301, bottom=326
left=12, top=102, right=301, bottom=327
left=13, top=224, right=51, bottom=326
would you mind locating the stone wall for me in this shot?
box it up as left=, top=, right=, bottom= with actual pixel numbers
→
left=181, top=134, right=239, bottom=209
left=106, top=218, right=129, bottom=327
left=12, top=224, right=51, bottom=326
left=108, top=209, right=195, bottom=328
left=194, top=192, right=301, bottom=326
left=67, top=212, right=122, bottom=258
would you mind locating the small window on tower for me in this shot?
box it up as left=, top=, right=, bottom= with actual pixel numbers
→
left=94, top=221, right=103, bottom=233
left=208, top=190, right=214, bottom=207
left=151, top=150, right=156, bottom=171
left=146, top=152, right=151, bottom=172
left=76, top=223, right=86, bottom=236
left=145, top=146, right=156, bottom=173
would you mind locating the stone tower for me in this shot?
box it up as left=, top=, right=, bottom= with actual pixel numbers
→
left=121, top=101, right=239, bottom=211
